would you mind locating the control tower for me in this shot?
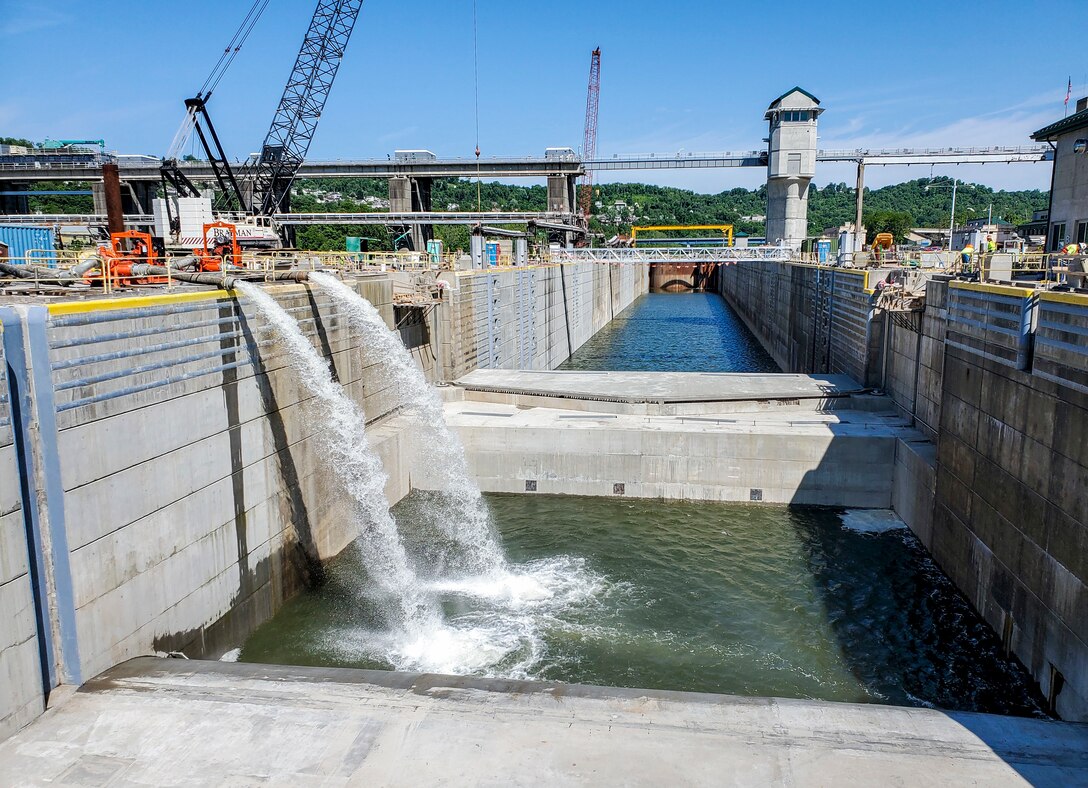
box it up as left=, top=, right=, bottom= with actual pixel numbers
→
left=764, top=88, right=823, bottom=248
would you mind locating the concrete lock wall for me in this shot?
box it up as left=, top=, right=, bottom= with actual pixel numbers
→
left=0, top=260, right=644, bottom=741
left=720, top=262, right=1088, bottom=721
left=930, top=285, right=1088, bottom=721
left=0, top=328, right=46, bottom=742
left=433, top=261, right=648, bottom=380
left=718, top=261, right=883, bottom=385
left=0, top=277, right=422, bottom=738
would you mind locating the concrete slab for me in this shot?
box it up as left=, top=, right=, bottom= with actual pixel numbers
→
left=1, top=658, right=1086, bottom=786
left=456, top=369, right=863, bottom=404
left=436, top=401, right=922, bottom=507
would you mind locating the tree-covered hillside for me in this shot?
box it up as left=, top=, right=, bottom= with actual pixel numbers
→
left=293, top=175, right=1046, bottom=249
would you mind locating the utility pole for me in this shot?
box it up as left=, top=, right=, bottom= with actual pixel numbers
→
left=948, top=178, right=959, bottom=266
left=854, top=160, right=865, bottom=252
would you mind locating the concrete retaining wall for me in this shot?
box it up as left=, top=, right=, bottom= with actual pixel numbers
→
left=0, top=277, right=418, bottom=739
left=931, top=285, right=1088, bottom=721
left=719, top=262, right=882, bottom=384
left=435, top=261, right=648, bottom=380
left=721, top=261, right=1088, bottom=721
left=0, top=329, right=45, bottom=742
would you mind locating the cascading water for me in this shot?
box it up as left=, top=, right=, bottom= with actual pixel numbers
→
left=310, top=272, right=506, bottom=576
left=240, top=279, right=606, bottom=677
left=235, top=281, right=439, bottom=633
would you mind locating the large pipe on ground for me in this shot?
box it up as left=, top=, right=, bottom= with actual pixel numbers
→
left=138, top=266, right=310, bottom=290
left=102, top=163, right=125, bottom=235
left=3, top=259, right=309, bottom=291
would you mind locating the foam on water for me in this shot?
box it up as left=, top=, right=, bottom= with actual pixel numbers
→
left=839, top=509, right=908, bottom=533
left=310, top=272, right=507, bottom=577
left=321, top=554, right=617, bottom=678
left=244, top=278, right=611, bottom=677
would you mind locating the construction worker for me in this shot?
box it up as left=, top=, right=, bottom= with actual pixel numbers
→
left=986, top=235, right=997, bottom=255
left=960, top=242, right=975, bottom=271
left=1063, top=241, right=1080, bottom=255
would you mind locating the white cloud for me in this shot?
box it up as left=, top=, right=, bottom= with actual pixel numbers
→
left=0, top=4, right=71, bottom=37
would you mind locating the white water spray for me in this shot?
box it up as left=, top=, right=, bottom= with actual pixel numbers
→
left=310, top=272, right=507, bottom=575
left=240, top=279, right=605, bottom=677
left=236, top=281, right=439, bottom=632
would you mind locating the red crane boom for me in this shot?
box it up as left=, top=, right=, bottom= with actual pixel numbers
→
left=579, top=48, right=601, bottom=220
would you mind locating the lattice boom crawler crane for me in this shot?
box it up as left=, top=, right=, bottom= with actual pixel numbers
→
left=158, top=0, right=364, bottom=248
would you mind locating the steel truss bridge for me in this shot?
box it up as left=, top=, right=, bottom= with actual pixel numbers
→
left=551, top=246, right=792, bottom=264
left=0, top=145, right=1052, bottom=183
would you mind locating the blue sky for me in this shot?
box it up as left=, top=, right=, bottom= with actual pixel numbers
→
left=2, top=0, right=1085, bottom=191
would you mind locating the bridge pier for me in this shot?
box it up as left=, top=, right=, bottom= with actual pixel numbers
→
left=547, top=174, right=578, bottom=245
left=0, top=182, right=30, bottom=215
left=389, top=176, right=433, bottom=251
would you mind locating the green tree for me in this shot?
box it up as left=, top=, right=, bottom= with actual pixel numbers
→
left=863, top=209, right=914, bottom=243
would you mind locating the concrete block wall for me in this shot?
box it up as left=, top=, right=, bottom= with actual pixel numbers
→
left=870, top=278, right=950, bottom=442
left=929, top=285, right=1088, bottom=720
left=435, top=261, right=648, bottom=380
left=0, top=331, right=45, bottom=741
left=0, top=276, right=421, bottom=740
left=719, top=261, right=881, bottom=384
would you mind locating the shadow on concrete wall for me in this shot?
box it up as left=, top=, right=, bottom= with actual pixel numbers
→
left=153, top=299, right=328, bottom=660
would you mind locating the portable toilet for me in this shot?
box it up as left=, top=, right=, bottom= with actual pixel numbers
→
left=426, top=239, right=443, bottom=264
left=485, top=241, right=500, bottom=266
left=816, top=239, right=831, bottom=264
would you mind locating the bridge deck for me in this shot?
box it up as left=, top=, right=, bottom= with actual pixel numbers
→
left=1, top=658, right=1083, bottom=786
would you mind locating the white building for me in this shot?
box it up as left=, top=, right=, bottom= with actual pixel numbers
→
left=764, top=87, right=823, bottom=248
left=1032, top=97, right=1088, bottom=250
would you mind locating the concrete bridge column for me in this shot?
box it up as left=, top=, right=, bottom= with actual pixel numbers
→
left=764, top=88, right=823, bottom=249
left=388, top=176, right=433, bottom=251
left=0, top=182, right=30, bottom=215
left=547, top=174, right=577, bottom=246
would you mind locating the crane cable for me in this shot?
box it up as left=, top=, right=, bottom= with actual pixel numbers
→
left=168, top=0, right=271, bottom=161
left=199, top=0, right=272, bottom=97
left=472, top=0, right=482, bottom=212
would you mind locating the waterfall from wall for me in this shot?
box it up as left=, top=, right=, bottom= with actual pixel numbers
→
left=240, top=280, right=603, bottom=677
left=310, top=272, right=507, bottom=576
left=236, top=281, right=440, bottom=634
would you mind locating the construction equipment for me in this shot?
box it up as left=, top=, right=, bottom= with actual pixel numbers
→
left=249, top=0, right=365, bottom=218
left=579, top=48, right=601, bottom=221
left=160, top=96, right=247, bottom=211
left=157, top=0, right=364, bottom=244
left=194, top=222, right=242, bottom=272
left=90, top=231, right=169, bottom=288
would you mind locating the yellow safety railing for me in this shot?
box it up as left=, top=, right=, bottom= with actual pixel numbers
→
left=631, top=224, right=734, bottom=247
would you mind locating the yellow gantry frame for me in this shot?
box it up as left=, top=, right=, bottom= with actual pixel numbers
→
left=631, top=224, right=734, bottom=247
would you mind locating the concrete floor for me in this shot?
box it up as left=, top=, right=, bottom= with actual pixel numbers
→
left=1, top=658, right=1086, bottom=787
left=455, top=370, right=864, bottom=403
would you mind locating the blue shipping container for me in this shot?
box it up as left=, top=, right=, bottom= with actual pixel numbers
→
left=0, top=225, right=57, bottom=266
